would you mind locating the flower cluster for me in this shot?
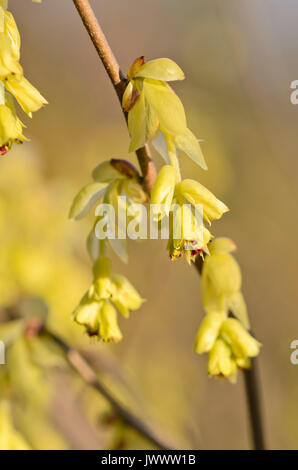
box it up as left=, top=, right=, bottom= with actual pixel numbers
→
left=70, top=159, right=147, bottom=263
left=73, top=256, right=143, bottom=341
left=194, top=238, right=261, bottom=381
left=123, top=57, right=229, bottom=263
left=123, top=57, right=207, bottom=171
left=151, top=165, right=228, bottom=263
left=0, top=0, right=47, bottom=155
left=194, top=313, right=260, bottom=382
left=70, top=160, right=145, bottom=340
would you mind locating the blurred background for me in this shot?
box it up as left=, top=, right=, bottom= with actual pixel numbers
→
left=1, top=0, right=298, bottom=449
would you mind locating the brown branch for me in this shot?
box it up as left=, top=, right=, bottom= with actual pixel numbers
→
left=47, top=329, right=175, bottom=450
left=72, top=0, right=156, bottom=193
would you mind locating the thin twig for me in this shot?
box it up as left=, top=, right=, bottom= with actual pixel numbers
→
left=72, top=0, right=156, bottom=193
left=47, top=329, right=175, bottom=450
left=194, top=257, right=266, bottom=449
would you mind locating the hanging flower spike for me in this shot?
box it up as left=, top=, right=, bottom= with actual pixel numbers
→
left=123, top=56, right=207, bottom=170
left=0, top=0, right=47, bottom=154
left=201, top=237, right=249, bottom=328
left=194, top=313, right=261, bottom=382
left=73, top=256, right=144, bottom=341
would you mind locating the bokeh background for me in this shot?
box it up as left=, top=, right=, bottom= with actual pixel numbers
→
left=1, top=0, right=298, bottom=449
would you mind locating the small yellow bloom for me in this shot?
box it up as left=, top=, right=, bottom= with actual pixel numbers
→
left=73, top=256, right=144, bottom=341
left=124, top=56, right=207, bottom=169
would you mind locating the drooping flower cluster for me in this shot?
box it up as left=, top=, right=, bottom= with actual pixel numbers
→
left=123, top=58, right=228, bottom=263
left=150, top=166, right=228, bottom=263
left=0, top=0, right=47, bottom=154
left=70, top=159, right=147, bottom=263
left=70, top=160, right=145, bottom=340
left=73, top=256, right=143, bottom=341
left=123, top=57, right=207, bottom=172
left=194, top=238, right=261, bottom=381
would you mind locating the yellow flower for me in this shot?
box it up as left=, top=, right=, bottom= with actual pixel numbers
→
left=195, top=314, right=261, bottom=382
left=220, top=318, right=261, bottom=359
left=73, top=256, right=144, bottom=341
left=201, top=237, right=249, bottom=328
left=123, top=57, right=207, bottom=170
left=5, top=75, right=48, bottom=117
left=150, top=166, right=227, bottom=262
left=167, top=203, right=212, bottom=263
left=150, top=165, right=176, bottom=219
left=0, top=98, right=27, bottom=151
left=70, top=159, right=146, bottom=263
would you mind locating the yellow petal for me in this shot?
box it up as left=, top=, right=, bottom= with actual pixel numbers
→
left=226, top=291, right=250, bottom=329
left=203, top=253, right=242, bottom=295
left=5, top=75, right=47, bottom=116
left=143, top=79, right=187, bottom=136
left=209, top=237, right=237, bottom=255
left=151, top=165, right=176, bottom=218
left=111, top=272, right=144, bottom=316
left=134, top=58, right=185, bottom=81
left=174, top=128, right=207, bottom=170
left=92, top=160, right=124, bottom=182
left=99, top=301, right=123, bottom=343
left=128, top=90, right=146, bottom=152
left=69, top=181, right=108, bottom=220
left=194, top=312, right=225, bottom=354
